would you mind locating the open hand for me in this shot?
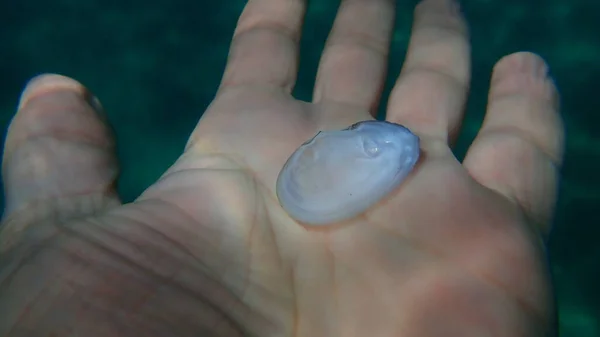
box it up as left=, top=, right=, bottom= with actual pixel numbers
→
left=0, top=0, right=563, bottom=336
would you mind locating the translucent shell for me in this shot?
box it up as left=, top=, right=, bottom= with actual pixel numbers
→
left=276, top=120, right=420, bottom=225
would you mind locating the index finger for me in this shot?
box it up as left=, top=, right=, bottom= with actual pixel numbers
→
left=219, top=0, right=306, bottom=93
left=463, top=52, right=564, bottom=235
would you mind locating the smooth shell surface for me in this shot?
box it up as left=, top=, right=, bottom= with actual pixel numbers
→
left=276, top=120, right=420, bottom=225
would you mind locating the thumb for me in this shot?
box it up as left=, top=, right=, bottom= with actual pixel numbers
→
left=2, top=74, right=121, bottom=223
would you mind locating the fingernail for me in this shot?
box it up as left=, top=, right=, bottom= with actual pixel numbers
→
left=17, top=73, right=102, bottom=113
left=452, top=0, right=462, bottom=16
left=421, top=0, right=462, bottom=17
left=519, top=52, right=549, bottom=78
left=493, top=52, right=549, bottom=80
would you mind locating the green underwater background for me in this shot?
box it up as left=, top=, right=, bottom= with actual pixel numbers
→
left=0, top=0, right=598, bottom=335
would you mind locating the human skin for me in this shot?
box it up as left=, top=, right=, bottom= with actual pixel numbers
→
left=0, top=0, right=564, bottom=336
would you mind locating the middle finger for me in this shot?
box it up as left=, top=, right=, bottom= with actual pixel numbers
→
left=387, top=0, right=470, bottom=143
left=312, top=0, right=396, bottom=114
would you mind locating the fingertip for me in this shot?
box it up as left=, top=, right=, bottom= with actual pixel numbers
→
left=490, top=52, right=559, bottom=107
left=487, top=51, right=563, bottom=164
left=3, top=74, right=121, bottom=220
left=18, top=73, right=104, bottom=114
left=492, top=52, right=548, bottom=76
left=7, top=73, right=112, bottom=156
left=415, top=0, right=462, bottom=17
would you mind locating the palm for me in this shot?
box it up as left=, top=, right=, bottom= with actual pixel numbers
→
left=1, top=0, right=563, bottom=336
left=136, top=84, right=550, bottom=336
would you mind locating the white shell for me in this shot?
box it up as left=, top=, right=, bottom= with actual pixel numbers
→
left=276, top=120, right=420, bottom=225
